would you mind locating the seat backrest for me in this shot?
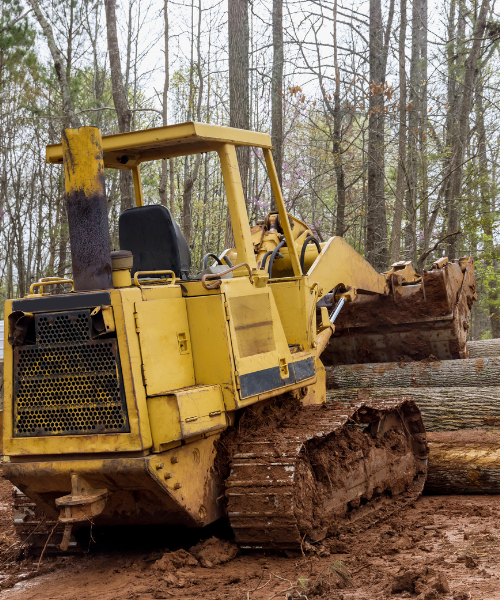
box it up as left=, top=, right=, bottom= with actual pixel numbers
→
left=119, top=205, right=191, bottom=279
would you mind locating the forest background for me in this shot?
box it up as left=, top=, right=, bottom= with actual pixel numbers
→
left=0, top=0, right=499, bottom=338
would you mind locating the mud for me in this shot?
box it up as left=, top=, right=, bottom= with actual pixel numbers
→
left=1, top=467, right=500, bottom=599
left=323, top=261, right=476, bottom=365
left=224, top=398, right=426, bottom=548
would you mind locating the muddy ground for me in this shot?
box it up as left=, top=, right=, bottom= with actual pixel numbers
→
left=0, top=469, right=498, bottom=600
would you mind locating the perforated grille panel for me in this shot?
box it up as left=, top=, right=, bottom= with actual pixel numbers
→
left=13, top=310, right=130, bottom=437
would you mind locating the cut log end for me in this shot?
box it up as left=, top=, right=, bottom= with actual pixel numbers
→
left=467, top=338, right=500, bottom=358
left=425, top=430, right=500, bottom=494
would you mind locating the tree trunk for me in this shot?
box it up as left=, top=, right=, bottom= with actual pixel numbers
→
left=418, top=0, right=428, bottom=256
left=446, top=0, right=490, bottom=259
left=425, top=430, right=500, bottom=494
left=467, top=339, right=500, bottom=358
left=388, top=0, right=406, bottom=264
left=28, top=0, right=81, bottom=128
left=475, top=74, right=500, bottom=337
left=325, top=357, right=500, bottom=389
left=366, top=0, right=394, bottom=271
left=442, top=0, right=459, bottom=255
left=404, top=0, right=421, bottom=263
left=270, top=0, right=283, bottom=211
left=226, top=0, right=249, bottom=248
left=327, top=387, right=500, bottom=431
left=181, top=0, right=203, bottom=245
left=333, top=0, right=346, bottom=237
left=104, top=0, right=133, bottom=213
left=228, top=0, right=249, bottom=194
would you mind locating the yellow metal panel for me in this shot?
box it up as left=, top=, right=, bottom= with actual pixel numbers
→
left=147, top=386, right=226, bottom=451
left=62, top=127, right=104, bottom=197
left=270, top=244, right=325, bottom=279
left=224, top=279, right=292, bottom=380
left=216, top=144, right=257, bottom=270
left=2, top=291, right=153, bottom=457
left=269, top=279, right=311, bottom=350
left=301, top=358, right=326, bottom=406
left=4, top=441, right=225, bottom=528
left=307, top=236, right=388, bottom=298
left=46, top=121, right=272, bottom=165
left=175, top=385, right=226, bottom=438
left=185, top=294, right=237, bottom=411
left=194, top=123, right=272, bottom=148
left=147, top=436, right=224, bottom=525
left=134, top=141, right=212, bottom=164
left=229, top=294, right=276, bottom=358
left=147, top=395, right=182, bottom=451
left=135, top=298, right=195, bottom=395
left=139, top=285, right=182, bottom=302
left=2, top=301, right=13, bottom=456
left=112, top=288, right=152, bottom=449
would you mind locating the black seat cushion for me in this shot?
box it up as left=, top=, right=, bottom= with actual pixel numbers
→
left=119, top=205, right=191, bottom=279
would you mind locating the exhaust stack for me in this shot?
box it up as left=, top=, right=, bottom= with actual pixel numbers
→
left=62, top=126, right=113, bottom=291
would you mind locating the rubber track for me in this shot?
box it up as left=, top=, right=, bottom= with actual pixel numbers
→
left=226, top=398, right=428, bottom=550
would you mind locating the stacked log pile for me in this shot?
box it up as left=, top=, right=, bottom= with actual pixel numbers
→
left=325, top=339, right=500, bottom=494
left=467, top=339, right=500, bottom=358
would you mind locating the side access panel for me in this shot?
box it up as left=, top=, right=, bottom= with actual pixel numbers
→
left=224, top=283, right=315, bottom=403
left=185, top=294, right=238, bottom=411
left=134, top=297, right=195, bottom=395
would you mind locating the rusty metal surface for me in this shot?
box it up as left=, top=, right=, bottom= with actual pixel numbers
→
left=12, top=487, right=79, bottom=553
left=226, top=398, right=427, bottom=550
left=323, top=260, right=477, bottom=364
left=67, top=188, right=114, bottom=291
left=62, top=127, right=113, bottom=292
left=12, top=309, right=129, bottom=437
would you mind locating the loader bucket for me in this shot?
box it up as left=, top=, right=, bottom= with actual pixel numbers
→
left=321, top=258, right=476, bottom=366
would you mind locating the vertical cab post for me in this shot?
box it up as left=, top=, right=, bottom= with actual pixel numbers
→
left=263, top=148, right=302, bottom=277
left=62, top=127, right=114, bottom=291
left=217, top=144, right=257, bottom=270
left=131, top=165, right=144, bottom=207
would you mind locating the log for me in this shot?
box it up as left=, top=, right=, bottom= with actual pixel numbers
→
left=467, top=338, right=500, bottom=358
left=326, top=387, right=500, bottom=431
left=425, top=430, right=500, bottom=494
left=325, top=356, right=500, bottom=389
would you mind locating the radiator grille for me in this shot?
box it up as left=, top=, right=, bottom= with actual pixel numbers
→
left=13, top=309, right=130, bottom=437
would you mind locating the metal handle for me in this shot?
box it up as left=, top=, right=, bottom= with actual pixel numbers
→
left=133, top=270, right=176, bottom=287
left=201, top=263, right=253, bottom=290
left=39, top=277, right=66, bottom=282
left=30, top=278, right=74, bottom=295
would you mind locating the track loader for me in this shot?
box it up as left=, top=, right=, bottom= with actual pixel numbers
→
left=2, top=123, right=475, bottom=551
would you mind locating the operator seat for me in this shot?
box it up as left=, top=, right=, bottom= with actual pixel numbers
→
left=119, top=205, right=191, bottom=280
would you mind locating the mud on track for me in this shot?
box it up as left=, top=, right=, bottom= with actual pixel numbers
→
left=0, top=467, right=499, bottom=600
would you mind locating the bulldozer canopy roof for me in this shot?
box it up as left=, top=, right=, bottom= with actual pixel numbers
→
left=46, top=121, right=272, bottom=169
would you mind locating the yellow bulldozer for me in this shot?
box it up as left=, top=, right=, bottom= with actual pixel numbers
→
left=2, top=123, right=476, bottom=552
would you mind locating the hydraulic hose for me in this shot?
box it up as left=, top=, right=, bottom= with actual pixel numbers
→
left=300, top=236, right=321, bottom=274
left=268, top=239, right=286, bottom=279
left=203, top=253, right=223, bottom=270
left=260, top=251, right=273, bottom=271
